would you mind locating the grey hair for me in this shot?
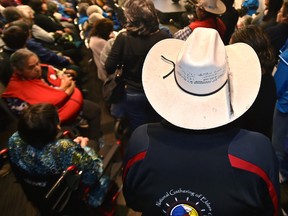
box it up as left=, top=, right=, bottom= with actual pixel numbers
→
left=10, top=48, right=37, bottom=71
left=124, top=0, right=159, bottom=36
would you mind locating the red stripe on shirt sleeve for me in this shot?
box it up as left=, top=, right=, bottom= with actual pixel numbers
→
left=228, top=154, right=279, bottom=216
left=123, top=151, right=147, bottom=181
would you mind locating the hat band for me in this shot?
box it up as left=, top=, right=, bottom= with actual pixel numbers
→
left=161, top=55, right=228, bottom=97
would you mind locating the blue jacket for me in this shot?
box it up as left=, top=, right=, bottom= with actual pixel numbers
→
left=123, top=122, right=280, bottom=216
left=242, top=0, right=259, bottom=16
left=26, top=38, right=70, bottom=69
left=274, top=40, right=288, bottom=113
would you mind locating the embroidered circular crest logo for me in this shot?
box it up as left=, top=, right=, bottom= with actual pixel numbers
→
left=156, top=188, right=213, bottom=216
left=170, top=203, right=200, bottom=216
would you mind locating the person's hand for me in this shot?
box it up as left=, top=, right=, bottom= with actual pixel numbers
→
left=59, top=75, right=75, bottom=95
left=63, top=27, right=73, bottom=35
left=64, top=68, right=77, bottom=78
left=73, top=136, right=89, bottom=148
left=59, top=74, right=73, bottom=90
left=66, top=18, right=73, bottom=23
left=55, top=30, right=64, bottom=35
left=64, top=56, right=74, bottom=64
left=64, top=80, right=75, bottom=95
left=109, top=32, right=115, bottom=39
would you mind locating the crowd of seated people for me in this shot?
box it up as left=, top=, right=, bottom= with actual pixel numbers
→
left=1, top=48, right=103, bottom=145
left=0, top=0, right=288, bottom=214
left=0, top=0, right=125, bottom=148
left=8, top=103, right=110, bottom=215
left=0, top=0, right=125, bottom=213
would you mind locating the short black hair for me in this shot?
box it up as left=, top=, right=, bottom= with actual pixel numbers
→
left=89, top=18, right=114, bottom=40
left=2, top=25, right=29, bottom=49
left=18, top=103, right=60, bottom=149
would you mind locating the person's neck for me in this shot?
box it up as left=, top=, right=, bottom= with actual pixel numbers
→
left=198, top=13, right=214, bottom=21
left=160, top=119, right=240, bottom=134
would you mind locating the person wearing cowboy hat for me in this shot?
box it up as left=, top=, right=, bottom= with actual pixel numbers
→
left=174, top=0, right=227, bottom=41
left=122, top=28, right=280, bottom=215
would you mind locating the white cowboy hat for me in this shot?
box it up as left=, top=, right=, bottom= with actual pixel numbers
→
left=142, top=27, right=261, bottom=130
left=195, top=0, right=226, bottom=15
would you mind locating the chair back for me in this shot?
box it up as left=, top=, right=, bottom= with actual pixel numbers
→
left=11, top=163, right=85, bottom=216
left=45, top=165, right=82, bottom=214
left=0, top=148, right=8, bottom=169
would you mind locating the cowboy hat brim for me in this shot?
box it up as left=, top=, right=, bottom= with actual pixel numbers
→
left=188, top=0, right=226, bottom=14
left=142, top=38, right=261, bottom=130
left=202, top=0, right=226, bottom=14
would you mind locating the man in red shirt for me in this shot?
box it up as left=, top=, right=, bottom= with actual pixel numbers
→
left=2, top=49, right=102, bottom=144
left=174, top=0, right=227, bottom=41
